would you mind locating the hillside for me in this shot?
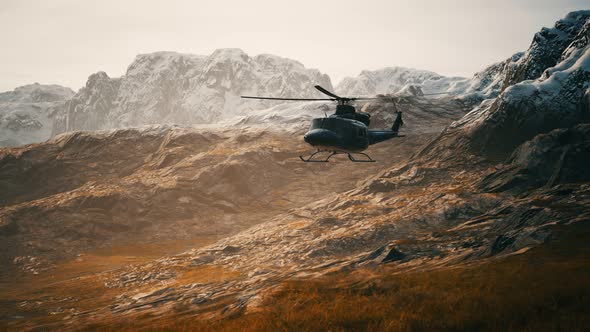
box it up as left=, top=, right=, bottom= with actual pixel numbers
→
left=0, top=94, right=466, bottom=329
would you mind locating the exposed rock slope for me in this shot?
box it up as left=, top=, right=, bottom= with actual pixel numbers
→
left=480, top=123, right=590, bottom=193
left=1, top=96, right=464, bottom=272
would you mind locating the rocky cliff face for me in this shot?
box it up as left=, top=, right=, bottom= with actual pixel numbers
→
left=52, top=49, right=333, bottom=135
left=52, top=72, right=121, bottom=134
left=508, top=11, right=590, bottom=86
left=0, top=84, right=74, bottom=147
left=420, top=10, right=590, bottom=162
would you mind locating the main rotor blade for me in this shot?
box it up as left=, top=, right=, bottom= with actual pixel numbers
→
left=352, top=97, right=381, bottom=100
left=314, top=85, right=342, bottom=99
left=241, top=96, right=335, bottom=101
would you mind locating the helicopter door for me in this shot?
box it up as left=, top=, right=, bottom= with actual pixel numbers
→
left=357, top=127, right=366, bottom=137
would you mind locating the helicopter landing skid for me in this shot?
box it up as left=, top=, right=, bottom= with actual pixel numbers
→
left=299, top=150, right=376, bottom=163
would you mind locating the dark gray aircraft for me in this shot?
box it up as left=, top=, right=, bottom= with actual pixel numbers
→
left=241, top=85, right=404, bottom=162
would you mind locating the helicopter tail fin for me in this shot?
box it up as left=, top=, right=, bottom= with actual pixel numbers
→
left=392, top=111, right=403, bottom=133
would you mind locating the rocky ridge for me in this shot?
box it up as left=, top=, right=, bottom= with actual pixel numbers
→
left=420, top=10, right=590, bottom=162
left=338, top=11, right=590, bottom=108
left=336, top=67, right=468, bottom=97
left=51, top=49, right=333, bottom=135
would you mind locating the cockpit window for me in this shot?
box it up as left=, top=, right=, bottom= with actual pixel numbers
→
left=311, top=118, right=324, bottom=129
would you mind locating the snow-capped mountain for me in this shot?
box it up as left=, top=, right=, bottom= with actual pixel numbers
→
left=458, top=12, right=589, bottom=106
left=336, top=67, right=469, bottom=97
left=333, top=62, right=528, bottom=104
left=0, top=83, right=74, bottom=147
left=421, top=10, right=590, bottom=161
left=455, top=52, right=525, bottom=104
left=336, top=16, right=587, bottom=106
left=8, top=10, right=589, bottom=146
left=52, top=49, right=333, bottom=135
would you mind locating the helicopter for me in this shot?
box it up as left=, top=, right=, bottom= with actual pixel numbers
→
left=241, top=85, right=407, bottom=163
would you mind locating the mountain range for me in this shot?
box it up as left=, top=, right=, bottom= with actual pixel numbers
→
left=0, top=36, right=546, bottom=147
left=1, top=9, right=589, bottom=331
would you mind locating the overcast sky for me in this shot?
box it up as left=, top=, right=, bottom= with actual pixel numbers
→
left=0, top=0, right=588, bottom=91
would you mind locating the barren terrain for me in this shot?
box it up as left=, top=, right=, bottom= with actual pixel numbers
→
left=1, top=97, right=454, bottom=329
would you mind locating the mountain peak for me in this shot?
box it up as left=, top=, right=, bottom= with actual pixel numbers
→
left=1, top=83, right=74, bottom=103
left=86, top=71, right=110, bottom=84
left=209, top=48, right=249, bottom=62
left=254, top=53, right=305, bottom=69
left=563, top=9, right=590, bottom=21
left=337, top=66, right=463, bottom=96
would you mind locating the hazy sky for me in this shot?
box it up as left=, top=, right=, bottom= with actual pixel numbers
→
left=0, top=0, right=588, bottom=91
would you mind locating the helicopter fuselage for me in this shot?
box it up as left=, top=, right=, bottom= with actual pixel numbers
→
left=303, top=116, right=399, bottom=152
left=304, top=117, right=368, bottom=152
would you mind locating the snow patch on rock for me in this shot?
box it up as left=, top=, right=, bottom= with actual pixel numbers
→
left=0, top=83, right=74, bottom=147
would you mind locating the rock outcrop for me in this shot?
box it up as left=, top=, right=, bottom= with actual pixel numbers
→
left=480, top=124, right=590, bottom=193
left=52, top=72, right=121, bottom=134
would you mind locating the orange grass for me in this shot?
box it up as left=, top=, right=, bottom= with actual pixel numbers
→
left=101, top=222, right=590, bottom=331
